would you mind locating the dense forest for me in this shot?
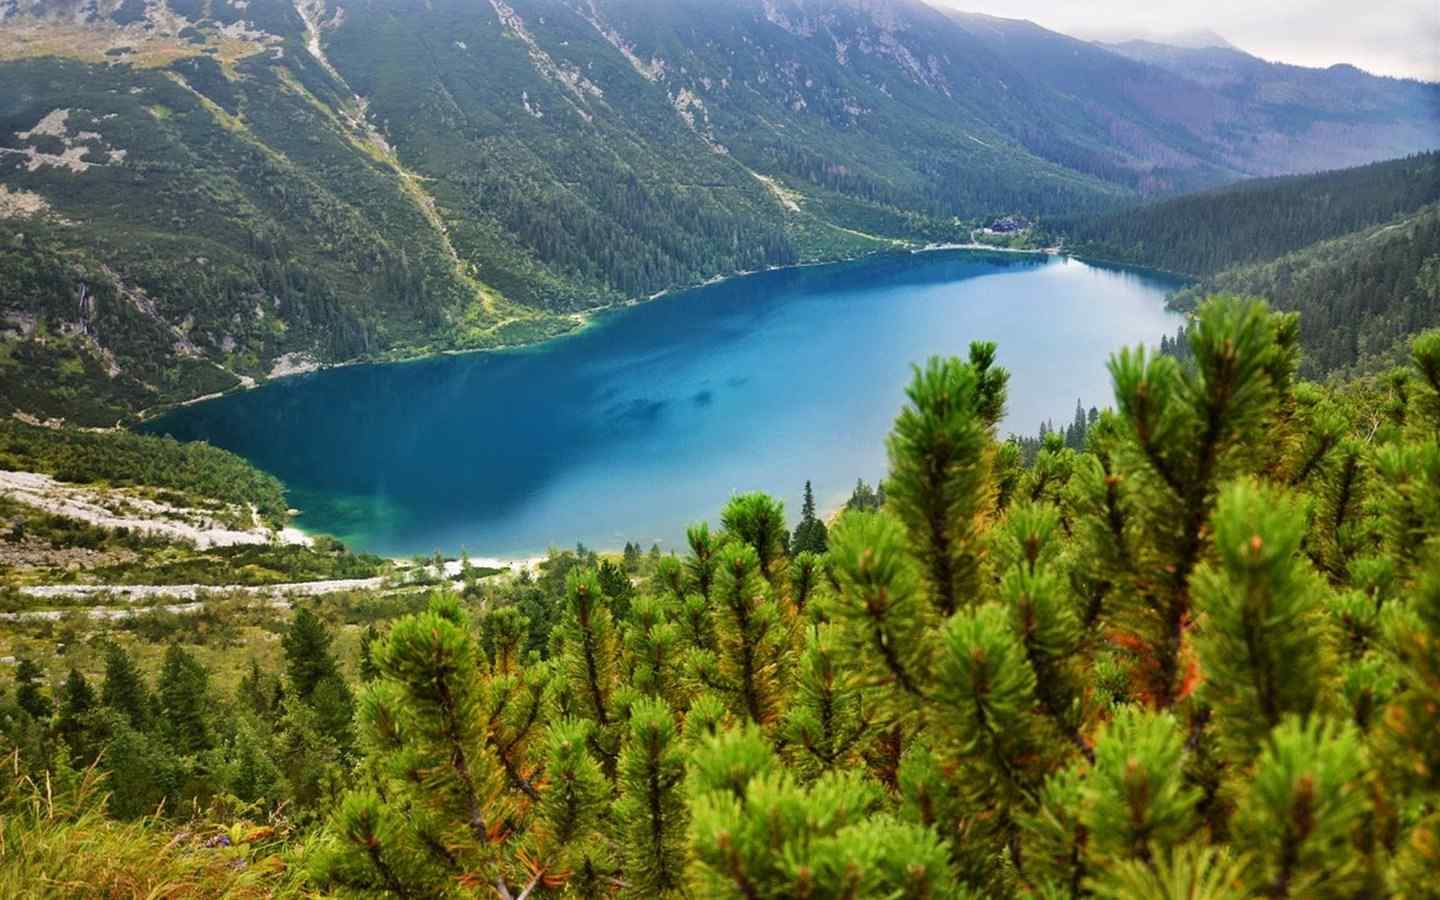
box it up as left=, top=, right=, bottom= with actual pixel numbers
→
left=3, top=296, right=1438, bottom=897
left=1169, top=206, right=1440, bottom=377
left=3, top=4, right=1440, bottom=894
left=1062, top=154, right=1440, bottom=380
left=1065, top=152, right=1440, bottom=276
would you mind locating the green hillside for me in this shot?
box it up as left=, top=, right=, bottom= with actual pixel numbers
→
left=1168, top=205, right=1440, bottom=377
left=1053, top=153, right=1440, bottom=378
left=0, top=51, right=571, bottom=424
left=1065, top=152, right=1440, bottom=277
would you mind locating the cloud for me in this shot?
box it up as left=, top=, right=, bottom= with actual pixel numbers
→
left=933, top=0, right=1439, bottom=80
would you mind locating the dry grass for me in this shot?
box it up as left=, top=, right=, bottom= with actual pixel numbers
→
left=0, top=755, right=311, bottom=898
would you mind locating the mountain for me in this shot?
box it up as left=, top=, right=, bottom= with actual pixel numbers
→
left=1133, top=29, right=1237, bottom=51
left=1, top=0, right=1437, bottom=424
left=946, top=13, right=1439, bottom=181
left=1104, top=39, right=1440, bottom=173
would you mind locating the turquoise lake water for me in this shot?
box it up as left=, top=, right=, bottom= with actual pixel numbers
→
left=144, top=251, right=1184, bottom=557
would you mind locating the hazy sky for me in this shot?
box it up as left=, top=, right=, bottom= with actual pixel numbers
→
left=932, top=0, right=1439, bottom=81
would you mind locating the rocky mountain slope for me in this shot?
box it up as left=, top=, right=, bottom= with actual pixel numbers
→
left=1, top=0, right=1436, bottom=424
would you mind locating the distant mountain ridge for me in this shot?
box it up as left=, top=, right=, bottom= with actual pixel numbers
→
left=0, top=0, right=1437, bottom=423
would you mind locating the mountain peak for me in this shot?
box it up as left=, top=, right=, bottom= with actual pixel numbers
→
left=1162, top=28, right=1237, bottom=50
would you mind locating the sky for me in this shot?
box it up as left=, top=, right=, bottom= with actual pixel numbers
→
left=932, top=0, right=1440, bottom=81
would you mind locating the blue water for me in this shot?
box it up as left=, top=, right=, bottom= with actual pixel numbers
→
left=144, top=251, right=1183, bottom=557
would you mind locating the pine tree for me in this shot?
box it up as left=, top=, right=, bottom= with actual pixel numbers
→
left=55, top=667, right=96, bottom=765
left=623, top=540, right=643, bottom=573
left=100, top=643, right=150, bottom=732
left=684, top=521, right=721, bottom=603
left=689, top=542, right=789, bottom=730
left=845, top=477, right=884, bottom=512
left=1230, top=717, right=1367, bottom=895
left=1103, top=298, right=1298, bottom=707
left=476, top=606, right=546, bottom=802
left=1193, top=481, right=1326, bottom=761
left=358, top=624, right=382, bottom=683
left=1376, top=477, right=1440, bottom=859
left=13, top=658, right=51, bottom=721
left=885, top=345, right=1005, bottom=616
left=310, top=674, right=357, bottom=760
left=783, top=624, right=872, bottom=780
left=598, top=557, right=635, bottom=620
left=688, top=726, right=957, bottom=897
left=787, top=550, right=824, bottom=616
left=102, top=716, right=181, bottom=821
left=236, top=657, right=276, bottom=722
left=556, top=568, right=625, bottom=773
left=1066, top=398, right=1088, bottom=449
left=283, top=606, right=341, bottom=702
left=274, top=689, right=347, bottom=820
left=993, top=502, right=1088, bottom=757
left=530, top=719, right=614, bottom=896
left=614, top=697, right=688, bottom=896
left=826, top=510, right=934, bottom=708
left=623, top=594, right=685, bottom=708
left=325, top=595, right=526, bottom=897
left=720, top=492, right=787, bottom=582
left=653, top=554, right=686, bottom=604
left=156, top=644, right=213, bottom=755
left=223, top=717, right=282, bottom=806
left=1081, top=707, right=1201, bottom=869
left=928, top=602, right=1049, bottom=873
left=793, top=480, right=830, bottom=555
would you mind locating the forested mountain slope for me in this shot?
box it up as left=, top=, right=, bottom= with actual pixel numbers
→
left=1064, top=152, right=1440, bottom=277
left=1169, top=204, right=1440, bottom=377
left=952, top=14, right=1440, bottom=186
left=1, top=0, right=1436, bottom=424
left=1057, top=153, right=1440, bottom=378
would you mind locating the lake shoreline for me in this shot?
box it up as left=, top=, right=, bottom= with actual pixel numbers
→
left=147, top=250, right=1183, bottom=559
left=129, top=243, right=1081, bottom=425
